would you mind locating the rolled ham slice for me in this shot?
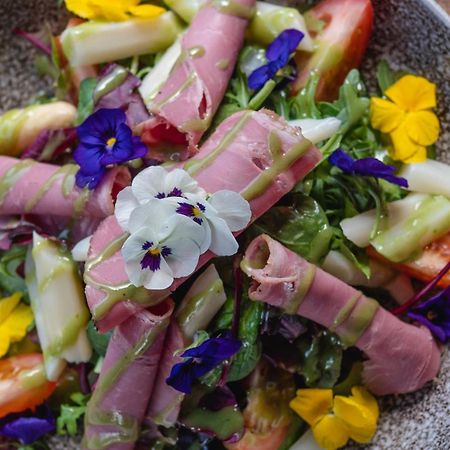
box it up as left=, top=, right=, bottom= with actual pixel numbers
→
left=146, top=321, right=185, bottom=427
left=0, top=156, right=130, bottom=219
left=137, top=0, right=256, bottom=160
left=82, top=299, right=174, bottom=450
left=241, top=234, right=441, bottom=395
left=85, top=109, right=321, bottom=332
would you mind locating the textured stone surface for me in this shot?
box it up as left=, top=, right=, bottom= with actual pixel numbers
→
left=0, top=1, right=449, bottom=449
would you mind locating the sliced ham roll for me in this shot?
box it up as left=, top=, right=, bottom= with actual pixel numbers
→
left=0, top=156, right=130, bottom=219
left=241, top=234, right=441, bottom=395
left=82, top=299, right=174, bottom=450
left=137, top=0, right=256, bottom=160
left=85, top=109, right=321, bottom=332
left=146, top=322, right=185, bottom=427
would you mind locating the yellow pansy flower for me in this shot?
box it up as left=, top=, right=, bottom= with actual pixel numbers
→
left=65, top=0, right=166, bottom=22
left=290, top=386, right=379, bottom=450
left=0, top=292, right=34, bottom=358
left=370, top=75, right=440, bottom=163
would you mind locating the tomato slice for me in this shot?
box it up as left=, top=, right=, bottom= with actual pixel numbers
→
left=0, top=353, right=57, bottom=418
left=292, top=0, right=374, bottom=100
left=368, top=232, right=450, bottom=288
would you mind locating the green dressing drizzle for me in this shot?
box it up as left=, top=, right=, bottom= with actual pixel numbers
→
left=93, top=66, right=128, bottom=102
left=215, top=58, right=230, bottom=70
left=184, top=111, right=252, bottom=176
left=329, top=292, right=362, bottom=332
left=284, top=265, right=316, bottom=314
left=188, top=46, right=205, bottom=58
left=241, top=138, right=311, bottom=201
left=176, top=279, right=224, bottom=330
left=0, top=159, right=35, bottom=206
left=83, top=318, right=169, bottom=449
left=212, top=0, right=256, bottom=19
left=24, top=164, right=78, bottom=213
left=152, top=72, right=197, bottom=110
left=337, top=298, right=380, bottom=347
left=84, top=234, right=167, bottom=319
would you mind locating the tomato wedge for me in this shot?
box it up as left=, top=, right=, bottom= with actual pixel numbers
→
left=368, top=232, right=450, bottom=288
left=292, top=0, right=374, bottom=100
left=0, top=353, right=57, bottom=418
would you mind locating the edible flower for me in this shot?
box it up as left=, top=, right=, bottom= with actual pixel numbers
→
left=166, top=335, right=242, bottom=394
left=115, top=166, right=251, bottom=256
left=290, top=387, right=379, bottom=450
left=407, top=286, right=450, bottom=344
left=173, top=191, right=251, bottom=255
left=370, top=75, right=440, bottom=163
left=65, top=0, right=165, bottom=22
left=248, top=29, right=304, bottom=91
left=0, top=405, right=55, bottom=445
left=115, top=165, right=206, bottom=231
left=74, top=108, right=147, bottom=189
left=121, top=200, right=204, bottom=290
left=329, top=149, right=408, bottom=187
left=0, top=292, right=33, bottom=358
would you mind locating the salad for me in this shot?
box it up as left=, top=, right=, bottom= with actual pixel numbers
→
left=0, top=0, right=449, bottom=449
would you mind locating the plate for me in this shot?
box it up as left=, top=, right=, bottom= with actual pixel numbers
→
left=0, top=0, right=448, bottom=448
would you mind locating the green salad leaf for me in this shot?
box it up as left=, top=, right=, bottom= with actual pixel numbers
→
left=253, top=193, right=333, bottom=264
left=296, top=329, right=343, bottom=388
left=0, top=245, right=28, bottom=299
left=76, top=77, right=97, bottom=125
left=87, top=320, right=112, bottom=357
left=57, top=392, right=90, bottom=437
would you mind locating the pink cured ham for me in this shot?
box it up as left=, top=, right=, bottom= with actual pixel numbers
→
left=0, top=156, right=130, bottom=218
left=241, top=234, right=441, bottom=395
left=138, top=0, right=256, bottom=159
left=82, top=299, right=174, bottom=450
left=85, top=109, right=321, bottom=332
left=146, top=322, right=185, bottom=426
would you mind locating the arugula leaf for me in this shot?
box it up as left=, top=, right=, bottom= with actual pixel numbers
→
left=57, top=392, right=90, bottom=436
left=0, top=245, right=28, bottom=299
left=76, top=77, right=97, bottom=125
left=253, top=193, right=333, bottom=264
left=202, top=295, right=264, bottom=385
left=227, top=300, right=264, bottom=382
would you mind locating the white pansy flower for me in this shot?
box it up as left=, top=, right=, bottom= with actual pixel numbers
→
left=172, top=191, right=252, bottom=256
left=115, top=165, right=206, bottom=231
left=122, top=201, right=205, bottom=290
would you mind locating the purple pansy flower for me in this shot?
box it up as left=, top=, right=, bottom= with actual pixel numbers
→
left=176, top=201, right=206, bottom=225
left=407, top=287, right=450, bottom=343
left=0, top=406, right=55, bottom=445
left=74, top=108, right=147, bottom=189
left=328, top=149, right=409, bottom=187
left=140, top=240, right=172, bottom=272
left=166, top=335, right=242, bottom=394
left=248, top=29, right=304, bottom=91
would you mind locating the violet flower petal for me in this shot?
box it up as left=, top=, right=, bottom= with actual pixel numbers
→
left=0, top=407, right=55, bottom=445
left=329, top=149, right=409, bottom=187
left=166, top=336, right=242, bottom=394
left=75, top=108, right=147, bottom=189
left=407, top=287, right=450, bottom=343
left=248, top=28, right=304, bottom=91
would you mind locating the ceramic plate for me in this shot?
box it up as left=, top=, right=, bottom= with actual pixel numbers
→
left=0, top=0, right=448, bottom=448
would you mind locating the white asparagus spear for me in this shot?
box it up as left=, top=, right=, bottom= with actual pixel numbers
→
left=26, top=232, right=92, bottom=381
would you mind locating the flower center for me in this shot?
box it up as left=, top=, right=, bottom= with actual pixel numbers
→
left=176, top=201, right=206, bottom=225
left=427, top=310, right=438, bottom=321
left=140, top=241, right=171, bottom=272
left=106, top=137, right=117, bottom=148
